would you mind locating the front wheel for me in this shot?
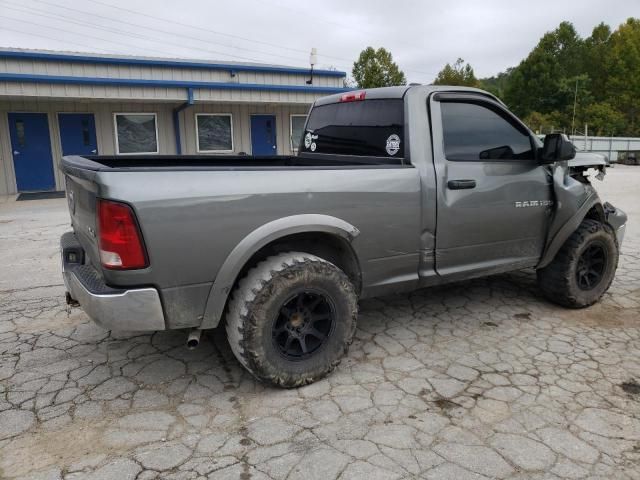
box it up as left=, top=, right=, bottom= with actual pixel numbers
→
left=537, top=219, right=619, bottom=308
left=225, top=252, right=358, bottom=388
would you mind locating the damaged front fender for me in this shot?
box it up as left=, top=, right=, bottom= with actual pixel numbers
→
left=538, top=158, right=627, bottom=269
left=537, top=161, right=600, bottom=269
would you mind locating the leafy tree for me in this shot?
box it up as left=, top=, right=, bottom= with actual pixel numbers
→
left=437, top=18, right=640, bottom=135
left=605, top=18, right=640, bottom=135
left=584, top=23, right=612, bottom=102
left=522, top=110, right=569, bottom=134
left=480, top=69, right=513, bottom=98
left=503, top=22, right=585, bottom=117
left=432, top=58, right=479, bottom=87
left=352, top=47, right=406, bottom=88
left=580, top=102, right=626, bottom=136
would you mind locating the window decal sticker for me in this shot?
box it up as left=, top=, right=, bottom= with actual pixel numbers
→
left=386, top=134, right=400, bottom=156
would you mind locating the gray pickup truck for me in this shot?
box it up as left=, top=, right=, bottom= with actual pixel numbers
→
left=61, top=85, right=627, bottom=387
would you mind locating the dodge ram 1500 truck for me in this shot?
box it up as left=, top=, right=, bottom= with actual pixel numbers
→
left=60, top=85, right=627, bottom=387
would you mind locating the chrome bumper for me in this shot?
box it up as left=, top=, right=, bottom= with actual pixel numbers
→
left=62, top=233, right=165, bottom=331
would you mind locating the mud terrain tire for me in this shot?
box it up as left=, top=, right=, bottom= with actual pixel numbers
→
left=225, top=252, right=358, bottom=388
left=537, top=219, right=618, bottom=308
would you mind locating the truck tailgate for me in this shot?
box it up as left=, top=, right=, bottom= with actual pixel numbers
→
left=64, top=173, right=101, bottom=269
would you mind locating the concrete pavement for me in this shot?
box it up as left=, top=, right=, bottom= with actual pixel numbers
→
left=0, top=166, right=639, bottom=479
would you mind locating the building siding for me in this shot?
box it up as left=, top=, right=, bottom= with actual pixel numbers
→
left=0, top=50, right=343, bottom=195
left=0, top=100, right=310, bottom=195
left=0, top=58, right=341, bottom=87
left=0, top=56, right=343, bottom=103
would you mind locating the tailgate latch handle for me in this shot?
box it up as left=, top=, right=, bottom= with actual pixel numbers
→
left=447, top=179, right=476, bottom=190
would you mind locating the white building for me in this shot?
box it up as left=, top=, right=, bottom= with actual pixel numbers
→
left=0, top=48, right=347, bottom=195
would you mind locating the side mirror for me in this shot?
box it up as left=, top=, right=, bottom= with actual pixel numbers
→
left=541, top=133, right=576, bottom=164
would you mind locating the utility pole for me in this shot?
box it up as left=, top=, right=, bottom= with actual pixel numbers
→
left=585, top=123, right=588, bottom=151
left=571, top=78, right=579, bottom=136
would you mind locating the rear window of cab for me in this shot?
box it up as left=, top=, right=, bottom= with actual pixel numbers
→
left=302, top=99, right=404, bottom=158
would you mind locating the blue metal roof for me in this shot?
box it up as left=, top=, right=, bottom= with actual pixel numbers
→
left=0, top=72, right=350, bottom=94
left=0, top=50, right=346, bottom=77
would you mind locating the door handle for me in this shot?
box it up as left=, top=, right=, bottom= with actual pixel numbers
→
left=13, top=150, right=20, bottom=155
left=91, top=149, right=97, bottom=154
left=447, top=179, right=476, bottom=190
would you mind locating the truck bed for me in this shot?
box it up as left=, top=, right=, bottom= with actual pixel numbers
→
left=60, top=152, right=420, bottom=330
left=62, top=154, right=408, bottom=172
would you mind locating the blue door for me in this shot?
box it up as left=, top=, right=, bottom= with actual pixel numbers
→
left=58, top=113, right=98, bottom=156
left=8, top=113, right=56, bottom=192
left=251, top=115, right=277, bottom=155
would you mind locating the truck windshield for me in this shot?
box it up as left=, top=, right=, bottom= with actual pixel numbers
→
left=302, top=99, right=404, bottom=158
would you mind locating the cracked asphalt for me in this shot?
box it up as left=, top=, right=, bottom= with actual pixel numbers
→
left=1, top=166, right=639, bottom=480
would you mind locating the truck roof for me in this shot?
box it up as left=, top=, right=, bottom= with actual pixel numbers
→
left=314, top=85, right=501, bottom=106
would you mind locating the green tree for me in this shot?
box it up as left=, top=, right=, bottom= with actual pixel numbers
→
left=480, top=69, right=513, bottom=99
left=580, top=102, right=626, bottom=135
left=432, top=58, right=479, bottom=87
left=503, top=22, right=585, bottom=117
left=584, top=23, right=612, bottom=102
left=352, top=47, right=406, bottom=88
left=605, top=18, right=640, bottom=135
left=476, top=18, right=640, bottom=136
left=522, top=110, right=569, bottom=134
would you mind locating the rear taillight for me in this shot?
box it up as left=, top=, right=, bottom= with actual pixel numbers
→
left=97, top=199, right=148, bottom=270
left=340, top=90, right=366, bottom=102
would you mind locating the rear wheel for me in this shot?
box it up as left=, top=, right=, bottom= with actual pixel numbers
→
left=225, top=252, right=357, bottom=388
left=537, top=219, right=618, bottom=308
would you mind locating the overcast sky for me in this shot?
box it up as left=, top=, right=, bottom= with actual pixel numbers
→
left=0, top=0, right=636, bottom=82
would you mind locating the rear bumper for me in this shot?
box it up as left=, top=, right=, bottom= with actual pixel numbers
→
left=61, top=232, right=165, bottom=331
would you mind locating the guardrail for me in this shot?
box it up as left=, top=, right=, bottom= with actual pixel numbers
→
left=538, top=135, right=640, bottom=162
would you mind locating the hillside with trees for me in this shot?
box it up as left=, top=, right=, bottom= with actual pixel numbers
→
left=434, top=18, right=640, bottom=136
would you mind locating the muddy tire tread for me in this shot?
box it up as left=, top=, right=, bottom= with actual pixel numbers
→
left=537, top=219, right=618, bottom=308
left=225, top=251, right=357, bottom=388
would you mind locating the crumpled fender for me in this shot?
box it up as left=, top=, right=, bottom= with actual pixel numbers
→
left=199, top=214, right=360, bottom=329
left=537, top=162, right=602, bottom=269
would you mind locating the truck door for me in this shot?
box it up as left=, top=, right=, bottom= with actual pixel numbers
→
left=429, top=93, right=552, bottom=280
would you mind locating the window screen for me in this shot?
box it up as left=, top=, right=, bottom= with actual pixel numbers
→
left=303, top=99, right=404, bottom=157
left=115, top=114, right=158, bottom=154
left=197, top=114, right=233, bottom=152
left=15, top=120, right=26, bottom=147
left=441, top=102, right=534, bottom=161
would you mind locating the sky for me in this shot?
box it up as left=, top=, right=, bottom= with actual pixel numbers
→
left=0, top=0, right=637, bottom=83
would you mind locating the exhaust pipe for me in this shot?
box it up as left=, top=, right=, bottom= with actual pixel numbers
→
left=186, top=328, right=202, bottom=350
left=65, top=291, right=79, bottom=307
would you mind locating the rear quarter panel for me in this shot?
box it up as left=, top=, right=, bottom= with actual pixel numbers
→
left=97, top=167, right=422, bottom=325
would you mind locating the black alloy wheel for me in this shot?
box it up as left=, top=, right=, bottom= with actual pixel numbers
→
left=272, top=290, right=335, bottom=360
left=576, top=241, right=607, bottom=291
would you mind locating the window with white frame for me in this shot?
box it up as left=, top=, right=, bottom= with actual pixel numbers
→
left=114, top=113, right=158, bottom=154
left=196, top=114, right=234, bottom=152
left=290, top=114, right=307, bottom=152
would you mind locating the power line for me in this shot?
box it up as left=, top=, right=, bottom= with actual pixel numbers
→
left=81, top=0, right=436, bottom=77
left=0, top=14, right=175, bottom=56
left=3, top=0, right=438, bottom=80
left=0, top=25, right=118, bottom=54
left=16, top=0, right=316, bottom=66
left=79, top=0, right=313, bottom=56
left=241, top=0, right=440, bottom=78
left=0, top=3, right=286, bottom=64
left=69, top=0, right=360, bottom=69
